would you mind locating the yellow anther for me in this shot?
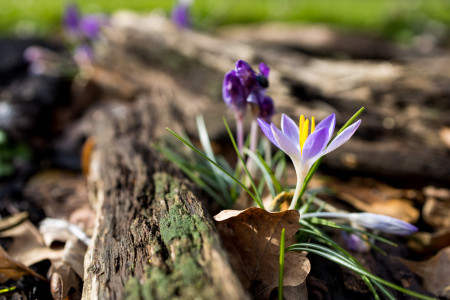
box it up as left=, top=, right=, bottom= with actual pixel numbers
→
left=299, top=115, right=305, bottom=135
left=300, top=119, right=309, bottom=153
left=311, top=116, right=315, bottom=134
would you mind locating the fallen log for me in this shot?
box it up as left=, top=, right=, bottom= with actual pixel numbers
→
left=82, top=97, right=247, bottom=299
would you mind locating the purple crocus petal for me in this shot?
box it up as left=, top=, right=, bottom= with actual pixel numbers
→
left=342, top=232, right=369, bottom=252
left=271, top=123, right=300, bottom=158
left=258, top=118, right=279, bottom=148
left=259, top=62, right=270, bottom=78
left=258, top=95, right=275, bottom=123
left=281, top=114, right=299, bottom=144
left=171, top=4, right=191, bottom=28
left=235, top=60, right=258, bottom=95
left=79, top=15, right=104, bottom=40
left=322, top=119, right=361, bottom=156
left=301, top=127, right=329, bottom=166
left=314, top=113, right=335, bottom=142
left=352, top=213, right=418, bottom=236
left=63, top=3, right=80, bottom=33
left=223, top=70, right=246, bottom=116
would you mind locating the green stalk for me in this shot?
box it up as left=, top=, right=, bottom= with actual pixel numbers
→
left=223, top=118, right=264, bottom=209
left=279, top=228, right=286, bottom=300
left=166, top=127, right=261, bottom=207
left=287, top=243, right=436, bottom=300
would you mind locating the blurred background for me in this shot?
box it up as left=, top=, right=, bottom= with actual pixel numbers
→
left=0, top=0, right=449, bottom=45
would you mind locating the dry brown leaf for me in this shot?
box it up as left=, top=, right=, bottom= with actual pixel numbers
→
left=0, top=246, right=47, bottom=283
left=214, top=208, right=310, bottom=299
left=0, top=220, right=46, bottom=266
left=0, top=212, right=29, bottom=231
left=62, top=237, right=87, bottom=278
left=23, top=170, right=89, bottom=220
left=423, top=198, right=450, bottom=229
left=398, top=246, right=450, bottom=298
left=50, top=260, right=82, bottom=300
left=329, top=178, right=419, bottom=223
left=408, top=229, right=450, bottom=254
left=81, top=136, right=95, bottom=176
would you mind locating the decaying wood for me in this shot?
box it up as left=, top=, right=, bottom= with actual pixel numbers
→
left=82, top=97, right=247, bottom=299
left=92, top=11, right=450, bottom=186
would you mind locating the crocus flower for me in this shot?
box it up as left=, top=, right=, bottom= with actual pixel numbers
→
left=171, top=0, right=193, bottom=28
left=342, top=232, right=370, bottom=252
left=348, top=212, right=418, bottom=235
left=258, top=113, right=361, bottom=209
left=301, top=212, right=418, bottom=236
left=79, top=14, right=107, bottom=40
left=223, top=70, right=247, bottom=118
left=63, top=3, right=80, bottom=37
left=236, top=60, right=260, bottom=97
left=223, top=70, right=247, bottom=153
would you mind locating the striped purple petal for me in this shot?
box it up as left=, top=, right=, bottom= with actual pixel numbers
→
left=322, top=120, right=361, bottom=156
left=281, top=114, right=299, bottom=144
left=314, top=113, right=335, bottom=142
left=301, top=127, right=329, bottom=165
left=271, top=123, right=300, bottom=158
left=257, top=118, right=279, bottom=148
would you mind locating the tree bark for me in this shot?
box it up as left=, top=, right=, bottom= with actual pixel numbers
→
left=82, top=97, right=247, bottom=299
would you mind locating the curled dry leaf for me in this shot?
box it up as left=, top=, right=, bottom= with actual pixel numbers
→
left=0, top=246, right=47, bottom=283
left=423, top=198, right=450, bottom=230
left=0, top=211, right=29, bottom=231
left=398, top=246, right=450, bottom=298
left=0, top=220, right=49, bottom=266
left=408, top=229, right=450, bottom=254
left=214, top=207, right=310, bottom=299
left=50, top=260, right=82, bottom=300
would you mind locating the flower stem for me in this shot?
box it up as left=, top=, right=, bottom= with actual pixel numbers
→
left=246, top=119, right=259, bottom=174
left=301, top=212, right=351, bottom=219
left=236, top=116, right=244, bottom=156
left=289, top=166, right=303, bottom=210
left=264, top=138, right=271, bottom=165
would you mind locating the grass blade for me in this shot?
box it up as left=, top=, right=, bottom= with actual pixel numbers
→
left=244, top=148, right=276, bottom=197
left=196, top=115, right=233, bottom=206
left=166, top=127, right=261, bottom=207
left=279, top=228, right=286, bottom=300
left=287, top=243, right=436, bottom=300
left=223, top=118, right=264, bottom=209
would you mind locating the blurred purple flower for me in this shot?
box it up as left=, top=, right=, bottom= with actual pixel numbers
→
left=342, top=232, right=370, bottom=253
left=63, top=3, right=80, bottom=36
left=223, top=70, right=247, bottom=119
left=171, top=3, right=191, bottom=28
left=258, top=95, right=275, bottom=123
left=258, top=113, right=361, bottom=209
left=63, top=3, right=107, bottom=41
left=236, top=60, right=259, bottom=96
left=79, top=15, right=107, bottom=40
left=247, top=90, right=275, bottom=123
